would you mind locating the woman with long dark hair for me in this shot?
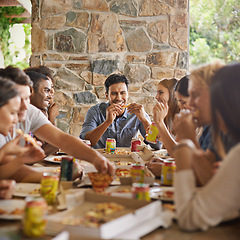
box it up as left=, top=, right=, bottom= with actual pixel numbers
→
left=173, top=62, right=240, bottom=231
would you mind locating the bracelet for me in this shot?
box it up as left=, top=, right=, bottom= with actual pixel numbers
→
left=173, top=140, right=195, bottom=152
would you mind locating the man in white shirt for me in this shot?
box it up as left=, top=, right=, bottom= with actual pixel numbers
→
left=0, top=66, right=114, bottom=176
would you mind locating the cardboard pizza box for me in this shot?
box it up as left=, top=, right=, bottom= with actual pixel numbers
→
left=46, top=190, right=162, bottom=239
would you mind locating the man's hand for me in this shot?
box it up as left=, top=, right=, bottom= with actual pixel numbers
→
left=106, top=104, right=123, bottom=124
left=72, top=160, right=84, bottom=180
left=127, top=103, right=147, bottom=122
left=48, top=103, right=59, bottom=125
left=92, top=152, right=115, bottom=175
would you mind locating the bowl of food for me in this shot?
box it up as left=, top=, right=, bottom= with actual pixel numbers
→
left=88, top=172, right=113, bottom=192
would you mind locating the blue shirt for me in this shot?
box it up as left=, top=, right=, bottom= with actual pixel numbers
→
left=80, top=102, right=162, bottom=150
left=199, top=125, right=211, bottom=151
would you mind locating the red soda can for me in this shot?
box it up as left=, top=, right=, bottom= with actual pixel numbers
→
left=131, top=138, right=141, bottom=152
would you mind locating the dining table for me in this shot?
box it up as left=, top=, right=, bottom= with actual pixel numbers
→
left=0, top=148, right=240, bottom=240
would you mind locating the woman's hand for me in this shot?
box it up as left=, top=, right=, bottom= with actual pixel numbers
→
left=1, top=135, right=30, bottom=157
left=173, top=110, right=197, bottom=142
left=153, top=101, right=168, bottom=125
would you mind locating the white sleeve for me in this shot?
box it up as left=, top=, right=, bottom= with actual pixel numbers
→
left=26, top=105, right=51, bottom=134
left=174, top=143, right=240, bottom=231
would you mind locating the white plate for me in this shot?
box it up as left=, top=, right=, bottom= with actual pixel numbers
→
left=14, top=183, right=41, bottom=197
left=44, top=155, right=73, bottom=164
left=0, top=199, right=25, bottom=220
left=149, top=187, right=174, bottom=201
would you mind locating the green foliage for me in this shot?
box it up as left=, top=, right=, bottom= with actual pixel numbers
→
left=0, top=6, right=26, bottom=67
left=190, top=0, right=240, bottom=67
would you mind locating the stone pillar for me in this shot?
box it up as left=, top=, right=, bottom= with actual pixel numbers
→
left=31, top=0, right=188, bottom=136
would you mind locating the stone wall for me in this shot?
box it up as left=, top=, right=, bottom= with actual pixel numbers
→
left=30, top=0, right=188, bottom=137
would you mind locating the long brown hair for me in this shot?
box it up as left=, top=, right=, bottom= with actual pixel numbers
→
left=211, top=63, right=240, bottom=157
left=159, top=78, right=180, bottom=130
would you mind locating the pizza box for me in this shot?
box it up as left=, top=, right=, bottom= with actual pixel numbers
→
left=46, top=191, right=162, bottom=239
left=117, top=153, right=155, bottom=185
left=96, top=147, right=133, bottom=158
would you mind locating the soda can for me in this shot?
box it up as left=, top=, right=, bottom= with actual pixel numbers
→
left=161, top=159, right=176, bottom=186
left=23, top=196, right=47, bottom=237
left=131, top=183, right=150, bottom=201
left=106, top=138, right=116, bottom=153
left=60, top=157, right=75, bottom=181
left=130, top=163, right=145, bottom=183
left=131, top=138, right=141, bottom=152
left=40, top=172, right=59, bottom=205
left=146, top=123, right=159, bottom=143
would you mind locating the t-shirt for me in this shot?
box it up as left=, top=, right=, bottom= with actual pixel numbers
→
left=0, top=104, right=50, bottom=147
left=80, top=102, right=162, bottom=150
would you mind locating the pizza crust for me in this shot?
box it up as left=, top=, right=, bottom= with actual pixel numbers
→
left=15, top=129, right=38, bottom=147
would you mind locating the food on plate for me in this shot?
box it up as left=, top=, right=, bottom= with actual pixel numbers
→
left=0, top=208, right=7, bottom=215
left=53, top=157, right=61, bottom=162
left=163, top=190, right=174, bottom=199
left=60, top=202, right=126, bottom=228
left=115, top=168, right=131, bottom=177
left=114, top=161, right=132, bottom=166
left=29, top=188, right=41, bottom=195
left=10, top=208, right=24, bottom=215
left=88, top=172, right=113, bottom=190
left=104, top=148, right=131, bottom=155
left=15, top=129, right=38, bottom=147
left=0, top=207, right=23, bottom=216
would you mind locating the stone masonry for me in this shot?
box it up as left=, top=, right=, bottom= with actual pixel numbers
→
left=30, top=0, right=188, bottom=137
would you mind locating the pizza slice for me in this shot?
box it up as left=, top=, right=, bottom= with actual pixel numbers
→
left=121, top=104, right=130, bottom=109
left=15, top=129, right=38, bottom=147
left=88, top=172, right=113, bottom=189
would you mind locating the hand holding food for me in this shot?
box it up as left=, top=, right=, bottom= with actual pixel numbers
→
left=15, top=129, right=46, bottom=164
left=173, top=110, right=197, bottom=142
left=127, top=103, right=147, bottom=122
left=15, top=129, right=39, bottom=147
left=106, top=104, right=123, bottom=123
left=153, top=101, right=168, bottom=124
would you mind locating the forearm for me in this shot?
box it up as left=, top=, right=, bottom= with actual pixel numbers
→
left=139, top=117, right=151, bottom=132
left=0, top=157, right=23, bottom=179
left=42, top=143, right=59, bottom=156
left=13, top=165, right=43, bottom=183
left=192, top=150, right=216, bottom=186
left=85, top=121, right=111, bottom=147
left=156, top=121, right=177, bottom=156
